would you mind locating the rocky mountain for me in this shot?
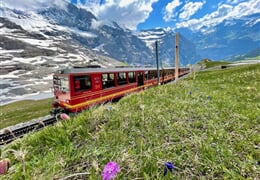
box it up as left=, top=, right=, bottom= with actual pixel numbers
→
left=36, top=3, right=157, bottom=65
left=138, top=28, right=201, bottom=66
left=175, top=13, right=260, bottom=60
left=0, top=6, right=123, bottom=104
left=224, top=47, right=260, bottom=61
left=1, top=1, right=203, bottom=66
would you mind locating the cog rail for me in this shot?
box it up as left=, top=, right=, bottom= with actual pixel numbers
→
left=0, top=115, right=57, bottom=145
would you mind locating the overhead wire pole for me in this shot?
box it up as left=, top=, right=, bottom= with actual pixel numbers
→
left=155, top=41, right=160, bottom=85
left=175, top=33, right=179, bottom=82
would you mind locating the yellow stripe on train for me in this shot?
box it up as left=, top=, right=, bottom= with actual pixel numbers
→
left=61, top=83, right=152, bottom=109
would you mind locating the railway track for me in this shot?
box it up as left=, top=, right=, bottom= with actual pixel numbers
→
left=0, top=115, right=57, bottom=145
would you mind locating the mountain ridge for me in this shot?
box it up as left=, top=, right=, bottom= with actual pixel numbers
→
left=175, top=13, right=260, bottom=60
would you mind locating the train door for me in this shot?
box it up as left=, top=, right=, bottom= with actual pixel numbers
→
left=138, top=72, right=144, bottom=86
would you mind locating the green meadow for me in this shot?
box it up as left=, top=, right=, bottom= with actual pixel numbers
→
left=1, top=63, right=259, bottom=179
left=0, top=99, right=52, bottom=129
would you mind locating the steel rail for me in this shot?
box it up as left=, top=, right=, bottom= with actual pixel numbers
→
left=0, top=115, right=57, bottom=145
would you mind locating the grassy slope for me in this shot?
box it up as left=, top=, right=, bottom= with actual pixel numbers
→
left=1, top=64, right=260, bottom=179
left=198, top=59, right=231, bottom=69
left=204, top=61, right=230, bottom=68
left=0, top=99, right=53, bottom=129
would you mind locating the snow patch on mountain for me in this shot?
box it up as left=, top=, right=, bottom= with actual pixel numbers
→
left=1, top=0, right=68, bottom=12
left=68, top=27, right=97, bottom=38
left=1, top=7, right=53, bottom=33
left=137, top=28, right=171, bottom=49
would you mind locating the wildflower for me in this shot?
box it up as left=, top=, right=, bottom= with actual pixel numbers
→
left=102, top=161, right=119, bottom=180
left=107, top=106, right=113, bottom=111
left=189, top=91, right=192, bottom=95
left=0, top=159, right=10, bottom=175
left=60, top=113, right=70, bottom=120
left=207, top=96, right=211, bottom=100
left=140, top=104, right=145, bottom=111
left=164, top=162, right=174, bottom=176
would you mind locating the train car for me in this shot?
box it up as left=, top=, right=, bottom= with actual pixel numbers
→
left=51, top=66, right=190, bottom=115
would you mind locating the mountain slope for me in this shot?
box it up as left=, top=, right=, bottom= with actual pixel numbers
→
left=224, top=47, right=260, bottom=61
left=138, top=28, right=201, bottom=66
left=1, top=2, right=201, bottom=66
left=0, top=10, right=122, bottom=104
left=176, top=14, right=260, bottom=60
left=38, top=4, right=154, bottom=65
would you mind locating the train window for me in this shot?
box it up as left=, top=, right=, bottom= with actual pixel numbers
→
left=53, top=77, right=60, bottom=86
left=60, top=78, right=69, bottom=92
left=128, top=72, right=136, bottom=83
left=74, top=75, right=92, bottom=92
left=102, top=73, right=115, bottom=89
left=148, top=70, right=157, bottom=80
left=145, top=71, right=148, bottom=80
left=53, top=76, right=69, bottom=92
left=117, top=72, right=127, bottom=85
left=53, top=76, right=59, bottom=90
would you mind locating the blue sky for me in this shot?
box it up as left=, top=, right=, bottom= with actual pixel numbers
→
left=71, top=0, right=260, bottom=31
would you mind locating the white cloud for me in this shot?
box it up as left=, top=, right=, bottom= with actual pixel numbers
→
left=90, top=19, right=103, bottom=30
left=176, top=0, right=260, bottom=32
left=176, top=4, right=233, bottom=30
left=179, top=1, right=205, bottom=20
left=80, top=0, right=158, bottom=30
left=163, top=0, right=182, bottom=22
left=227, top=0, right=260, bottom=19
left=1, top=0, right=68, bottom=11
left=226, top=0, right=247, bottom=5
left=119, top=0, right=136, bottom=7
left=69, top=27, right=97, bottom=38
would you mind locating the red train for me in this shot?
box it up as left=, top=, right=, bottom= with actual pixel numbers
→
left=51, top=66, right=190, bottom=115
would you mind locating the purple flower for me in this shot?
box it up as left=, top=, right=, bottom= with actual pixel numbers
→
left=102, top=161, right=119, bottom=180
left=164, top=162, right=174, bottom=176
left=189, top=91, right=192, bottom=95
left=107, top=106, right=113, bottom=111
left=0, top=159, right=10, bottom=175
left=60, top=113, right=70, bottom=120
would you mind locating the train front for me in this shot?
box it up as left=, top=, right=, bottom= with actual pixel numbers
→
left=51, top=70, right=71, bottom=116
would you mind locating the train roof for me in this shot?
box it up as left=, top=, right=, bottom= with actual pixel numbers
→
left=54, top=66, right=188, bottom=75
